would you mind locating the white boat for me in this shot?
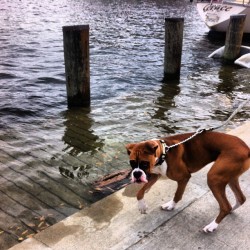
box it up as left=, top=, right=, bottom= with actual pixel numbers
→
left=196, top=0, right=250, bottom=33
left=208, top=45, right=250, bottom=68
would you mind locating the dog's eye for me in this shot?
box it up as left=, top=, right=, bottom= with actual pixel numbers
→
left=129, top=160, right=137, bottom=169
left=129, top=160, right=150, bottom=170
left=139, top=161, right=150, bottom=170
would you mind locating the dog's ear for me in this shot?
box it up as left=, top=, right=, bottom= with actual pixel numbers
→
left=145, top=141, right=158, bottom=154
left=126, top=143, right=136, bottom=155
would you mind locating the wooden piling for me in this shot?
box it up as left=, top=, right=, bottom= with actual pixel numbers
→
left=223, top=14, right=246, bottom=62
left=163, top=17, right=184, bottom=82
left=63, top=25, right=90, bottom=107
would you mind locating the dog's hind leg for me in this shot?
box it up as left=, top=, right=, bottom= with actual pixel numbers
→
left=229, top=157, right=250, bottom=211
left=229, top=177, right=246, bottom=211
left=203, top=161, right=233, bottom=233
left=203, top=180, right=231, bottom=232
left=203, top=152, right=250, bottom=233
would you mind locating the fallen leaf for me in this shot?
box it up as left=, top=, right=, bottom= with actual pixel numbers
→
left=77, top=201, right=84, bottom=209
left=27, top=234, right=35, bottom=238
left=106, top=187, right=115, bottom=192
left=38, top=221, right=44, bottom=228
left=15, top=226, right=21, bottom=231
left=40, top=216, right=45, bottom=221
left=21, top=230, right=28, bottom=235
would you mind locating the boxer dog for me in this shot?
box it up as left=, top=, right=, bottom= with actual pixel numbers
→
left=126, top=130, right=250, bottom=232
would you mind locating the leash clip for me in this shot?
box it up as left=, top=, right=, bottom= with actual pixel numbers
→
left=196, top=128, right=205, bottom=134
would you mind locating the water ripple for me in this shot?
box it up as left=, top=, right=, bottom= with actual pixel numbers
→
left=36, top=77, right=65, bottom=84
left=0, top=72, right=16, bottom=79
left=0, top=0, right=249, bottom=178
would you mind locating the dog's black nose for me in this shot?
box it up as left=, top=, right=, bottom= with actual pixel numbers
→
left=133, top=171, right=142, bottom=179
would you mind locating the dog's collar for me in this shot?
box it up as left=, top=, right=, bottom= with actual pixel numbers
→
left=155, top=140, right=169, bottom=166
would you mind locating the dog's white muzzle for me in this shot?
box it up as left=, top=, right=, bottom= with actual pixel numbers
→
left=131, top=168, right=148, bottom=183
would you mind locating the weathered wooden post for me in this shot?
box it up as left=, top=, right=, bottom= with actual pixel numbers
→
left=223, top=14, right=246, bottom=62
left=63, top=25, right=90, bottom=107
left=163, top=17, right=184, bottom=82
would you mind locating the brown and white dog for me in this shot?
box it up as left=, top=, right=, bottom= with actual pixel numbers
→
left=126, top=130, right=250, bottom=232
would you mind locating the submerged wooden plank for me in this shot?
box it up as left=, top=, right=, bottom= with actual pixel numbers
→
left=0, top=127, right=130, bottom=250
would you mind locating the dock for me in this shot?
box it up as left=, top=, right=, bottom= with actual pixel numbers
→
left=0, top=120, right=128, bottom=249
left=7, top=121, right=250, bottom=250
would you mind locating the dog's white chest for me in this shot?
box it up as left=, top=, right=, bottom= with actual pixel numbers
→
left=152, top=161, right=168, bottom=176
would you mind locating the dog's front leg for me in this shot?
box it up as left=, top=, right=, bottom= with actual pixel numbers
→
left=162, top=177, right=190, bottom=211
left=137, top=174, right=159, bottom=214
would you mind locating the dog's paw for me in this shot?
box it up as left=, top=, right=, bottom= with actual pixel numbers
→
left=203, top=220, right=218, bottom=233
left=138, top=199, right=148, bottom=214
left=161, top=199, right=176, bottom=211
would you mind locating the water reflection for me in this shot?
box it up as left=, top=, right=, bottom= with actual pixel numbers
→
left=217, top=65, right=238, bottom=95
left=59, top=107, right=104, bottom=180
left=152, top=81, right=181, bottom=134
left=62, top=108, right=104, bottom=155
left=59, top=164, right=92, bottom=180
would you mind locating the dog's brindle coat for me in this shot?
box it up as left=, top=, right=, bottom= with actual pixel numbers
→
left=126, top=131, right=250, bottom=232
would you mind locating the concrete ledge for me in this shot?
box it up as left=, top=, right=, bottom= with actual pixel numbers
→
left=9, top=121, right=250, bottom=250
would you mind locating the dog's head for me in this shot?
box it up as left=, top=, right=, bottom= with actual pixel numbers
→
left=126, top=140, right=160, bottom=184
